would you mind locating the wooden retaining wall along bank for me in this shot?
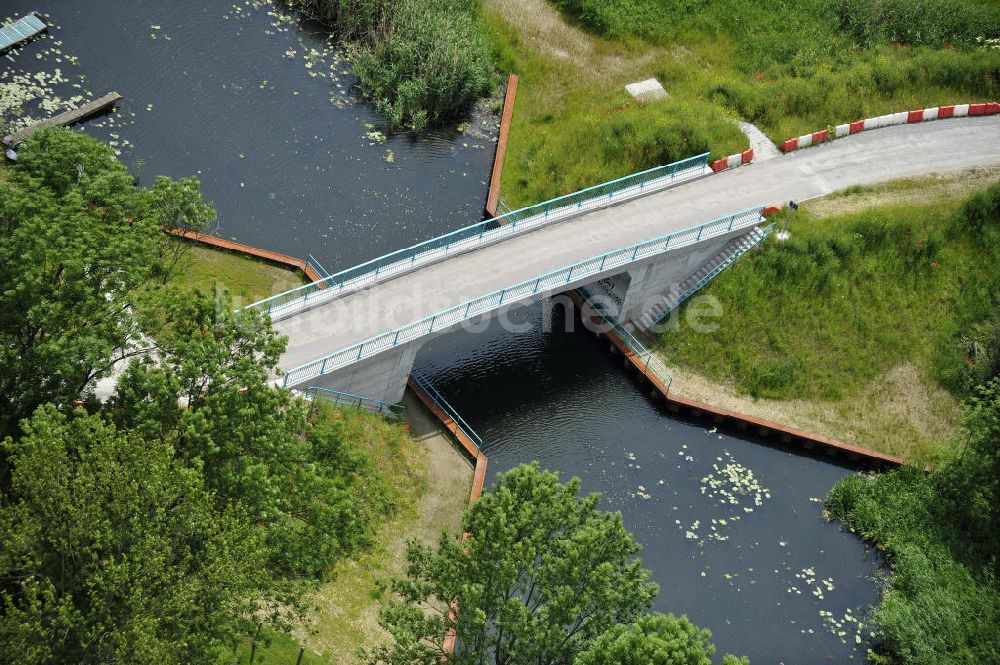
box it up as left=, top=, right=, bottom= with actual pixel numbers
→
left=168, top=228, right=324, bottom=283
left=406, top=375, right=488, bottom=655
left=567, top=290, right=905, bottom=469
left=406, top=376, right=488, bottom=503
left=484, top=74, right=519, bottom=219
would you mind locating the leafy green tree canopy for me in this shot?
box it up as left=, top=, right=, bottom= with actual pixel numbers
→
left=0, top=405, right=265, bottom=664
left=110, top=287, right=372, bottom=582
left=0, top=128, right=213, bottom=440
left=371, top=463, right=661, bottom=664
left=573, top=612, right=716, bottom=665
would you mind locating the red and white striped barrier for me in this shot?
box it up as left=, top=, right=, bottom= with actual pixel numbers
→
left=781, top=129, right=828, bottom=153
left=711, top=148, right=754, bottom=172
left=782, top=101, right=999, bottom=153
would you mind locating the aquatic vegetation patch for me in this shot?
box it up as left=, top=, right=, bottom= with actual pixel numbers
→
left=672, top=447, right=773, bottom=545
left=819, top=608, right=871, bottom=649
left=699, top=450, right=771, bottom=509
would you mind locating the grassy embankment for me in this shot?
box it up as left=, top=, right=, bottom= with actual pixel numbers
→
left=485, top=0, right=999, bottom=207
left=168, top=244, right=307, bottom=307
left=291, top=393, right=472, bottom=665
left=221, top=401, right=421, bottom=665
left=657, top=174, right=1000, bottom=465
left=825, top=379, right=1000, bottom=665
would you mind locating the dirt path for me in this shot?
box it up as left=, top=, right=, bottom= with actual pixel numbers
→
left=486, top=0, right=666, bottom=82
left=802, top=166, right=1000, bottom=217
left=393, top=392, right=476, bottom=550
left=662, top=363, right=959, bottom=463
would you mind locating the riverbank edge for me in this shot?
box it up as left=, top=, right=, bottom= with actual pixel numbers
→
left=485, top=73, right=519, bottom=218
left=406, top=379, right=488, bottom=503
left=405, top=377, right=488, bottom=654
left=566, top=290, right=905, bottom=470
left=168, top=228, right=323, bottom=283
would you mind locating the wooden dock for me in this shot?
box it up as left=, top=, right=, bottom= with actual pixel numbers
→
left=3, top=92, right=122, bottom=148
left=0, top=12, right=47, bottom=53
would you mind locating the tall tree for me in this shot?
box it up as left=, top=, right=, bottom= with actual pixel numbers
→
left=573, top=613, right=716, bottom=665
left=0, top=405, right=267, bottom=664
left=0, top=128, right=213, bottom=442
left=110, top=287, right=372, bottom=582
left=370, top=463, right=660, bottom=665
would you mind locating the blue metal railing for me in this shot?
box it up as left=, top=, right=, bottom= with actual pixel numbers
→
left=302, top=386, right=406, bottom=418
left=410, top=370, right=483, bottom=450
left=280, top=205, right=764, bottom=388
left=576, top=286, right=673, bottom=392
left=648, top=224, right=773, bottom=326
left=307, top=254, right=331, bottom=280
left=246, top=153, right=711, bottom=320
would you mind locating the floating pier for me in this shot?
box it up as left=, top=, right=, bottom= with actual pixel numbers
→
left=0, top=12, right=48, bottom=53
left=2, top=92, right=122, bottom=148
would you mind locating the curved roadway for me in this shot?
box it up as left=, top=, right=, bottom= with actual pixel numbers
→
left=275, top=116, right=1000, bottom=372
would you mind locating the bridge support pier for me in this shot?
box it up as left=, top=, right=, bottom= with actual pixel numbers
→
left=300, top=341, right=422, bottom=404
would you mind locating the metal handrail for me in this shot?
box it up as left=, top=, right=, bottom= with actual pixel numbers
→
left=307, top=254, right=331, bottom=280
left=245, top=153, right=711, bottom=320
left=302, top=386, right=406, bottom=418
left=648, top=224, right=773, bottom=325
left=280, top=206, right=765, bottom=388
left=576, top=286, right=673, bottom=392
left=410, top=370, right=483, bottom=450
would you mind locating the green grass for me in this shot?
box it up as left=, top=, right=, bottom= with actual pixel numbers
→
left=293, top=396, right=473, bottom=664
left=484, top=8, right=746, bottom=207
left=657, top=182, right=1000, bottom=463
left=486, top=0, right=999, bottom=207
left=168, top=244, right=307, bottom=308
left=236, top=628, right=327, bottom=665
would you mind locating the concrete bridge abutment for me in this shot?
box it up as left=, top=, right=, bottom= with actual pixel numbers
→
left=584, top=228, right=754, bottom=324
left=299, top=340, right=422, bottom=404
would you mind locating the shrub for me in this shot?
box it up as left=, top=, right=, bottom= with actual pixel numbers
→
left=836, top=0, right=1000, bottom=48
left=959, top=181, right=1000, bottom=236
left=826, top=382, right=1000, bottom=663
left=351, top=0, right=494, bottom=131
left=292, top=0, right=494, bottom=130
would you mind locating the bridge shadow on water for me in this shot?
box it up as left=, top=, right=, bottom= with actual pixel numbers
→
left=415, top=299, right=883, bottom=664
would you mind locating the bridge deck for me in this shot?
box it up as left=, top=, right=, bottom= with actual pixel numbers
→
left=3, top=92, right=122, bottom=148
left=0, top=13, right=47, bottom=53
left=274, top=116, right=1000, bottom=375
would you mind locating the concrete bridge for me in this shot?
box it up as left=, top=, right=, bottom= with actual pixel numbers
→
left=254, top=116, right=1000, bottom=403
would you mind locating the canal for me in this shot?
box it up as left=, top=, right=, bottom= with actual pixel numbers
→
left=2, top=2, right=880, bottom=662
left=415, top=302, right=882, bottom=663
